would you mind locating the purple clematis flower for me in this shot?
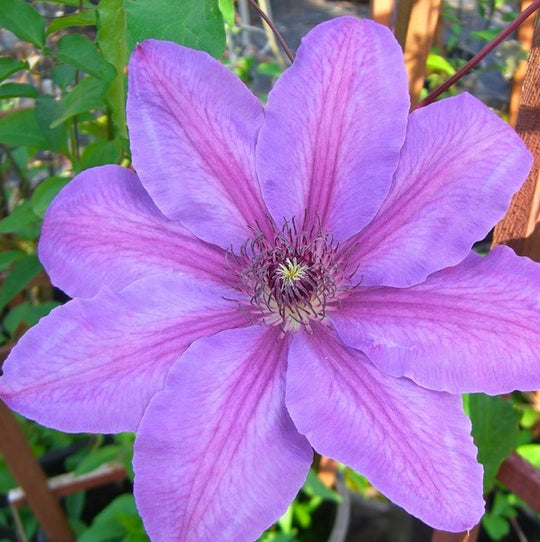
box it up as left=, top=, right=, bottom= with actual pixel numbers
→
left=1, top=15, right=539, bottom=540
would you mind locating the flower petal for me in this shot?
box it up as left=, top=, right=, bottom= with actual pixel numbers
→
left=343, top=93, right=533, bottom=287
left=286, top=325, right=484, bottom=531
left=134, top=326, right=312, bottom=541
left=39, top=166, right=228, bottom=298
left=127, top=40, right=269, bottom=249
left=0, top=275, right=248, bottom=433
left=257, top=17, right=409, bottom=239
left=332, top=246, right=540, bottom=394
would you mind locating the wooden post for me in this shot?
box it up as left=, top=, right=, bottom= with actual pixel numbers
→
left=509, top=1, right=536, bottom=127
left=492, top=13, right=540, bottom=259
left=371, top=0, right=395, bottom=29
left=395, top=0, right=444, bottom=106
left=497, top=452, right=540, bottom=511
left=0, top=401, right=74, bottom=541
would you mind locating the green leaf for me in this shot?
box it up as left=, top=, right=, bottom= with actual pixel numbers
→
left=516, top=443, right=540, bottom=469
left=51, top=76, right=110, bottom=127
left=482, top=514, right=510, bottom=541
left=0, top=200, right=40, bottom=234
left=125, top=0, right=226, bottom=58
left=471, top=28, right=502, bottom=42
left=218, top=0, right=235, bottom=26
left=426, top=53, right=456, bottom=76
left=78, top=494, right=148, bottom=542
left=0, top=250, right=25, bottom=271
left=0, top=255, right=42, bottom=312
left=0, top=57, right=29, bottom=82
left=304, top=469, right=341, bottom=502
left=31, top=176, right=71, bottom=218
left=257, top=62, right=283, bottom=77
left=46, top=9, right=96, bottom=35
left=56, top=34, right=116, bottom=82
left=466, top=394, right=521, bottom=492
left=35, top=95, right=69, bottom=153
left=51, top=63, right=77, bottom=90
left=0, top=0, right=46, bottom=48
left=0, top=108, right=47, bottom=148
left=97, top=0, right=129, bottom=138
left=4, top=301, right=60, bottom=337
left=74, top=445, right=122, bottom=475
left=80, top=138, right=123, bottom=169
left=65, top=492, right=86, bottom=520
left=0, top=82, right=38, bottom=99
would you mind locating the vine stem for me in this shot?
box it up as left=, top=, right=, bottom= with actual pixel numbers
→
left=247, top=0, right=295, bottom=63
left=415, top=0, right=540, bottom=109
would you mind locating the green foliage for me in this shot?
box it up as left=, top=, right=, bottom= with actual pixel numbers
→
left=56, top=34, right=116, bottom=82
left=465, top=394, right=521, bottom=492
left=124, top=0, right=226, bottom=57
left=31, top=176, right=71, bottom=217
left=219, top=0, right=236, bottom=26
left=0, top=57, right=29, bottom=82
left=0, top=0, right=46, bottom=48
left=0, top=83, right=39, bottom=100
left=97, top=0, right=129, bottom=137
left=482, top=491, right=519, bottom=540
left=78, top=494, right=149, bottom=542
left=0, top=254, right=42, bottom=312
left=46, top=9, right=97, bottom=35
left=0, top=108, right=48, bottom=148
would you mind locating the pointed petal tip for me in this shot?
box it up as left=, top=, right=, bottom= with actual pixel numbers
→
left=286, top=327, right=486, bottom=533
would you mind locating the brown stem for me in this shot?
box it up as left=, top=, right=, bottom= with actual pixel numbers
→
left=247, top=0, right=294, bottom=63
left=415, top=0, right=540, bottom=109
left=1, top=144, right=30, bottom=199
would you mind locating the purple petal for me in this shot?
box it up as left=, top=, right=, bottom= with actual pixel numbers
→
left=257, top=17, right=409, bottom=239
left=332, top=246, right=540, bottom=394
left=127, top=40, right=270, bottom=249
left=286, top=325, right=484, bottom=531
left=0, top=275, right=249, bottom=433
left=343, top=93, right=533, bottom=287
left=134, top=326, right=312, bottom=541
left=39, top=165, right=229, bottom=298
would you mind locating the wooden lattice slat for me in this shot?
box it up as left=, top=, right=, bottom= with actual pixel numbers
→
left=0, top=400, right=75, bottom=541
left=493, top=13, right=540, bottom=257
left=395, top=0, right=443, bottom=106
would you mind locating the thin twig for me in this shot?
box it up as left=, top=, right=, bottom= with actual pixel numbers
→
left=415, top=0, right=540, bottom=109
left=1, top=144, right=30, bottom=199
left=247, top=0, right=294, bottom=63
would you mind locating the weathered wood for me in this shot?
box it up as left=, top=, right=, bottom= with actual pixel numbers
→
left=371, top=0, right=395, bottom=28
left=497, top=452, right=540, bottom=512
left=0, top=401, right=75, bottom=541
left=8, top=462, right=127, bottom=508
left=492, top=13, right=540, bottom=259
left=509, top=0, right=535, bottom=127
left=431, top=525, right=479, bottom=542
left=395, top=0, right=444, bottom=106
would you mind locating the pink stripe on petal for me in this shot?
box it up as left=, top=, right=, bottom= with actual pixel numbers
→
left=332, top=246, right=540, bottom=394
left=134, top=326, right=312, bottom=541
left=343, top=93, right=533, bottom=287
left=0, top=275, right=249, bottom=433
left=39, top=166, right=228, bottom=298
left=286, top=326, right=484, bottom=532
left=257, top=17, right=409, bottom=239
left=128, top=40, right=270, bottom=249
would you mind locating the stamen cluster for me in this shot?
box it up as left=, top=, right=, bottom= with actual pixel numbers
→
left=238, top=220, right=346, bottom=332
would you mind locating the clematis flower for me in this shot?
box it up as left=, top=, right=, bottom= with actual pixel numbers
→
left=1, top=15, right=539, bottom=540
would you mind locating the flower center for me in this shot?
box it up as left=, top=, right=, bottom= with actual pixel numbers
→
left=237, top=219, right=349, bottom=332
